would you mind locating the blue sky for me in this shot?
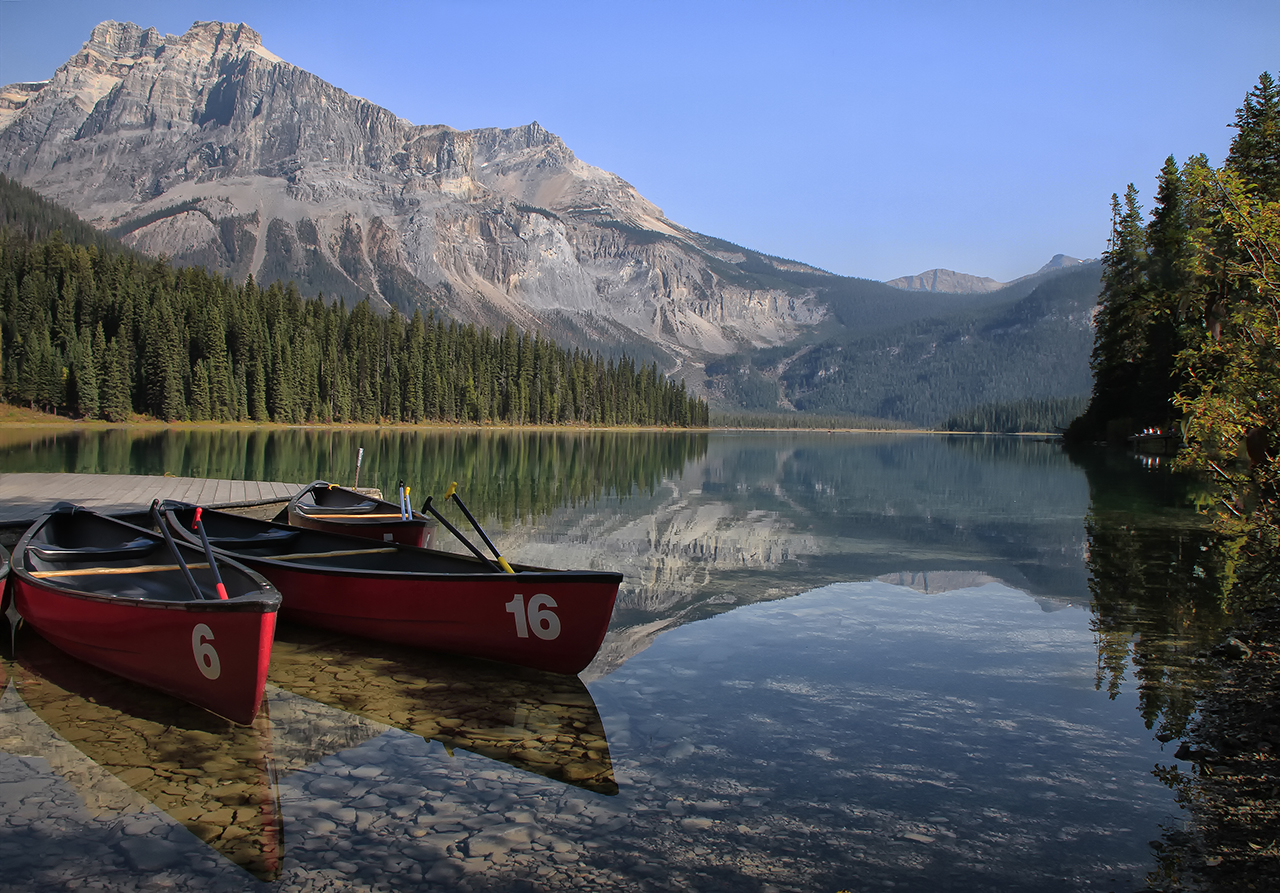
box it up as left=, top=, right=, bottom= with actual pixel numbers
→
left=1, top=0, right=1277, bottom=282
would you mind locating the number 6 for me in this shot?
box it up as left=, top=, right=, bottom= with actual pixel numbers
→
left=527, top=594, right=561, bottom=640
left=193, top=623, right=221, bottom=679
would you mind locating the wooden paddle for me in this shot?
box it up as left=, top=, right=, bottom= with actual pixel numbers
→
left=421, top=495, right=502, bottom=572
left=192, top=507, right=229, bottom=599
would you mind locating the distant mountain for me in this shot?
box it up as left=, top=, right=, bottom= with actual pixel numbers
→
left=886, top=254, right=1090, bottom=294
left=884, top=269, right=1005, bottom=293
left=0, top=20, right=1104, bottom=421
left=707, top=261, right=1102, bottom=425
left=0, top=21, right=828, bottom=368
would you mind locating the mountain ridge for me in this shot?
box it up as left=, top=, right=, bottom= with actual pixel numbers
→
left=885, top=253, right=1091, bottom=294
left=0, top=20, right=1103, bottom=421
left=0, top=20, right=828, bottom=370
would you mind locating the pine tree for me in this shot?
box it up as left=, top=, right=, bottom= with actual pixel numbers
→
left=1134, top=156, right=1193, bottom=422
left=1227, top=71, right=1280, bottom=200
left=191, top=359, right=212, bottom=419
left=1070, top=185, right=1148, bottom=441
left=75, top=325, right=100, bottom=419
left=101, top=337, right=132, bottom=422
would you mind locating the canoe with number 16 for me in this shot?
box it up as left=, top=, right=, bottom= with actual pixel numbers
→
left=162, top=502, right=621, bottom=675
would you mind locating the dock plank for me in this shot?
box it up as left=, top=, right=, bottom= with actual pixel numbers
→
left=0, top=473, right=305, bottom=527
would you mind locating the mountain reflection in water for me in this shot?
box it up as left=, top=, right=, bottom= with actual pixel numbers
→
left=0, top=430, right=1234, bottom=892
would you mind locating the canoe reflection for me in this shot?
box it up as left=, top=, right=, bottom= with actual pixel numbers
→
left=268, top=621, right=618, bottom=795
left=3, top=633, right=285, bottom=881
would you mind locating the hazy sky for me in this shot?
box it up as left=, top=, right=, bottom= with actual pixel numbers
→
left=1, top=1, right=1277, bottom=282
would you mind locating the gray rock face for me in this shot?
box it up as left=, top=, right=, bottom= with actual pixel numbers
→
left=0, top=20, right=824, bottom=364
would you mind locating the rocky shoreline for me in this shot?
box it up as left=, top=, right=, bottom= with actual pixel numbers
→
left=1151, top=602, right=1280, bottom=892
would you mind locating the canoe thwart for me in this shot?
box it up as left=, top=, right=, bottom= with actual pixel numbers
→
left=29, top=537, right=159, bottom=562
left=30, top=562, right=213, bottom=578
left=208, top=529, right=302, bottom=548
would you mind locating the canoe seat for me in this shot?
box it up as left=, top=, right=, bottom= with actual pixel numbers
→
left=208, top=528, right=301, bottom=548
left=300, top=501, right=378, bottom=514
left=30, top=536, right=159, bottom=562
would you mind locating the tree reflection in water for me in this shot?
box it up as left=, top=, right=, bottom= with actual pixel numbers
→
left=1086, top=513, right=1229, bottom=742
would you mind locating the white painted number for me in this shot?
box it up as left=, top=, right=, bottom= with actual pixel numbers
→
left=192, top=623, right=221, bottom=679
left=505, top=593, right=561, bottom=640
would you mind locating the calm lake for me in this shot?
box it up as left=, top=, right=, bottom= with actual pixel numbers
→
left=0, top=428, right=1226, bottom=892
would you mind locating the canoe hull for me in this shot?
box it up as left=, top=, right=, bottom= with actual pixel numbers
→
left=12, top=508, right=280, bottom=725
left=287, top=513, right=434, bottom=548
left=249, top=562, right=616, bottom=675
left=11, top=578, right=277, bottom=725
left=166, top=504, right=620, bottom=675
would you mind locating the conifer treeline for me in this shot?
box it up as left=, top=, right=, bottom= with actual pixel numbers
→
left=941, top=396, right=1088, bottom=434
left=1068, top=72, right=1280, bottom=604
left=0, top=231, right=709, bottom=427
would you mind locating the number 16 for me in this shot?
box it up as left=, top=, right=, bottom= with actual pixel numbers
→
left=506, top=593, right=561, bottom=640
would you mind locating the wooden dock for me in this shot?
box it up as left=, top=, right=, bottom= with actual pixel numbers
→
left=0, top=473, right=304, bottom=529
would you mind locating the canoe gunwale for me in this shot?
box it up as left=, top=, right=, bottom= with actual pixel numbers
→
left=11, top=578, right=281, bottom=613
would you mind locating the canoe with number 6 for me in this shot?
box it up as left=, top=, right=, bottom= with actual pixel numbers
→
left=162, top=502, right=621, bottom=675
left=8, top=504, right=281, bottom=725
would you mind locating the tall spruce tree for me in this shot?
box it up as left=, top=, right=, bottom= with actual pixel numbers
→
left=1071, top=185, right=1149, bottom=441
left=1226, top=71, right=1280, bottom=200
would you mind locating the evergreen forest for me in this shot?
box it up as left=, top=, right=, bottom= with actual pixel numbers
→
left=1070, top=72, right=1280, bottom=600
left=0, top=176, right=709, bottom=428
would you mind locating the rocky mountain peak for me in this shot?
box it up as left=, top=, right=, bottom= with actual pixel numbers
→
left=84, top=20, right=275, bottom=64
left=85, top=21, right=164, bottom=59
left=0, top=20, right=825, bottom=368
left=884, top=268, right=1005, bottom=294
left=1036, top=253, right=1084, bottom=273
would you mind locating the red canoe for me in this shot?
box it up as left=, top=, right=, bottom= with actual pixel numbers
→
left=284, top=480, right=436, bottom=547
left=164, top=503, right=621, bottom=675
left=10, top=505, right=281, bottom=725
